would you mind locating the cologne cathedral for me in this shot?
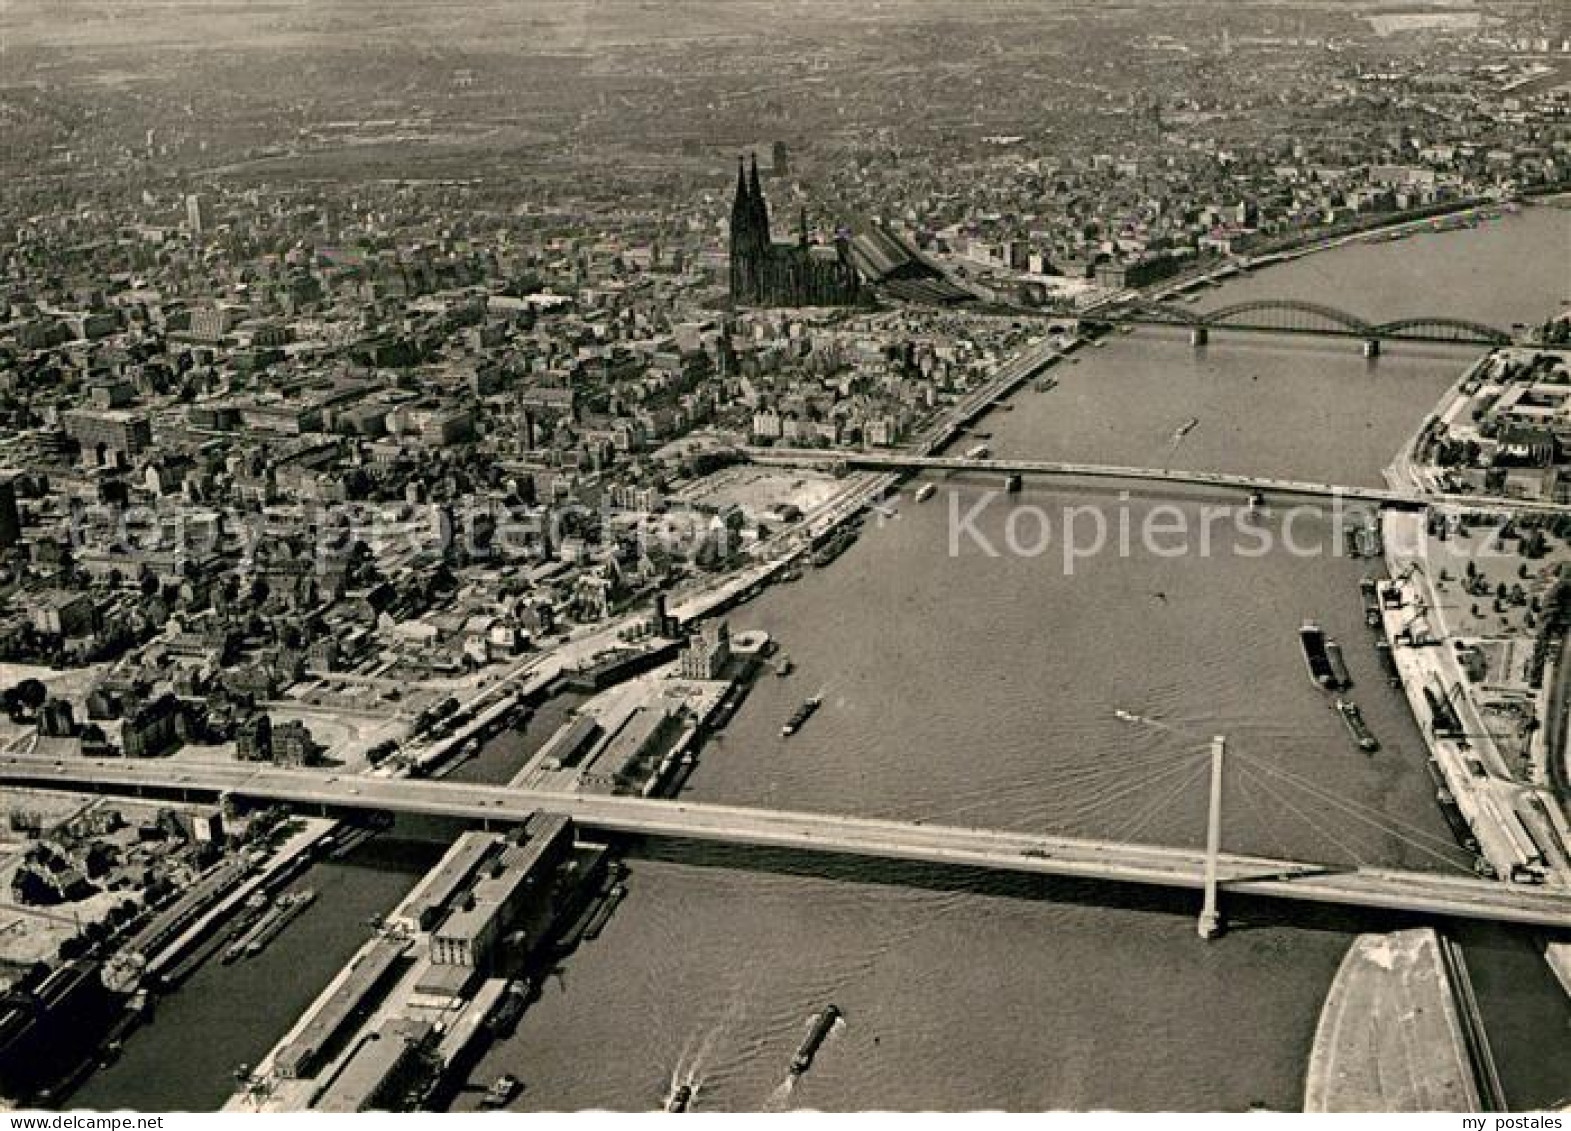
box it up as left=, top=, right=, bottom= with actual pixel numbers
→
left=728, top=156, right=863, bottom=308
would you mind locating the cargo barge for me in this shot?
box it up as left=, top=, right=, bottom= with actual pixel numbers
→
left=1335, top=700, right=1378, bottom=752
left=1424, top=758, right=1480, bottom=853
left=216, top=907, right=269, bottom=967
left=781, top=696, right=822, bottom=738
left=1374, top=640, right=1400, bottom=685
left=1436, top=786, right=1480, bottom=855
left=1360, top=577, right=1382, bottom=627
left=223, top=889, right=315, bottom=964
left=485, top=980, right=531, bottom=1038
left=1325, top=640, right=1352, bottom=690
left=1299, top=621, right=1337, bottom=689
left=811, top=527, right=857, bottom=568
left=790, top=1004, right=842, bottom=1076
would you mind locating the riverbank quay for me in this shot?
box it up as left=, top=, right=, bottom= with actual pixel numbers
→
left=130, top=817, right=333, bottom=992
left=1385, top=352, right=1501, bottom=498
left=225, top=815, right=605, bottom=1112
left=1304, top=929, right=1483, bottom=1112
left=222, top=618, right=766, bottom=1109
left=12, top=812, right=343, bottom=1106
left=1380, top=346, right=1571, bottom=1004
left=1377, top=509, right=1570, bottom=881
left=1096, top=197, right=1538, bottom=310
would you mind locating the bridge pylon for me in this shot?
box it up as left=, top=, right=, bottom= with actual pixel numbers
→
left=1198, top=735, right=1226, bottom=939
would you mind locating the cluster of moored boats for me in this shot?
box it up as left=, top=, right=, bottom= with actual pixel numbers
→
left=221, top=889, right=317, bottom=965
left=1299, top=621, right=1378, bottom=752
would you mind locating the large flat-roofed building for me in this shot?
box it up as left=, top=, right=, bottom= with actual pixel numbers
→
left=30, top=591, right=96, bottom=639
left=396, top=830, right=499, bottom=932
left=238, top=399, right=324, bottom=435
left=427, top=817, right=575, bottom=970
left=313, top=1019, right=430, bottom=1113
left=63, top=409, right=153, bottom=467
left=188, top=304, right=237, bottom=343
left=504, top=815, right=574, bottom=887
left=429, top=899, right=500, bottom=969
left=274, top=937, right=409, bottom=1080
left=580, top=707, right=675, bottom=792
left=537, top=715, right=601, bottom=771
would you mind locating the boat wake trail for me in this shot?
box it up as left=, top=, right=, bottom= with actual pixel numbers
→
left=669, top=990, right=755, bottom=1107
left=763, top=1075, right=797, bottom=1112
left=1114, top=708, right=1216, bottom=745
left=1165, top=415, right=1200, bottom=457
left=1114, top=707, right=1179, bottom=734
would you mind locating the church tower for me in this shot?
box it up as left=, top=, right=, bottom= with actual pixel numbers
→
left=729, top=153, right=861, bottom=309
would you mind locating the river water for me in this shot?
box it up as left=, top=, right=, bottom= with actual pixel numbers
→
left=75, top=207, right=1571, bottom=1112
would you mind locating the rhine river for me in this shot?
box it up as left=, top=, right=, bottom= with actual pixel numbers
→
left=74, top=205, right=1571, bottom=1112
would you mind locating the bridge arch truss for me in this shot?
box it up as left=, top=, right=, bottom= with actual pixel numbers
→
left=1096, top=297, right=1511, bottom=345
left=1370, top=317, right=1511, bottom=346
left=1201, top=299, right=1373, bottom=336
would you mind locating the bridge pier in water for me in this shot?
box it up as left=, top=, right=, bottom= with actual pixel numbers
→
left=1198, top=735, right=1226, bottom=939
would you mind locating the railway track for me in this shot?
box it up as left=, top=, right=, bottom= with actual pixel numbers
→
left=1439, top=932, right=1507, bottom=1112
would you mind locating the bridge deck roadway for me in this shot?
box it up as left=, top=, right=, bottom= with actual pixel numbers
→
left=3, top=757, right=1569, bottom=930
left=742, top=449, right=1571, bottom=517
left=747, top=448, right=1408, bottom=504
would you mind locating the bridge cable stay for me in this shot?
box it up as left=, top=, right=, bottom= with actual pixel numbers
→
left=1113, top=750, right=1215, bottom=836
left=1231, top=758, right=1297, bottom=861
left=1229, top=749, right=1477, bottom=857
left=1232, top=762, right=1372, bottom=869
left=1105, top=706, right=1376, bottom=867
left=880, top=742, right=1211, bottom=828
left=1110, top=755, right=1216, bottom=846
left=913, top=749, right=1213, bottom=833
left=1048, top=748, right=1215, bottom=828
left=918, top=740, right=1215, bottom=820
left=1106, top=707, right=1480, bottom=874
left=1228, top=749, right=1479, bottom=876
left=1227, top=750, right=1466, bottom=849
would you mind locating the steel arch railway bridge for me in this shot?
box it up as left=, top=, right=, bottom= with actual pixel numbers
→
left=1086, top=297, right=1512, bottom=351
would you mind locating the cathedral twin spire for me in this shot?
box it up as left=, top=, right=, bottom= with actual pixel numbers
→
left=729, top=152, right=860, bottom=307
left=732, top=155, right=771, bottom=252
